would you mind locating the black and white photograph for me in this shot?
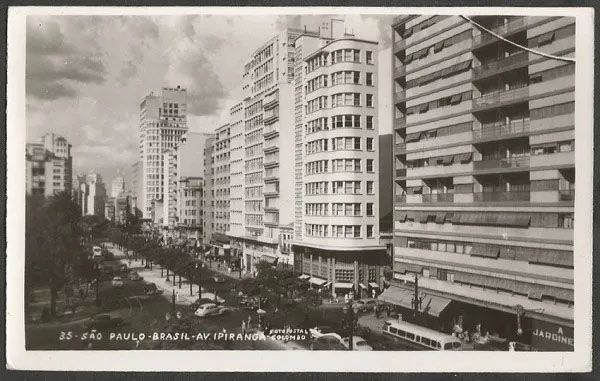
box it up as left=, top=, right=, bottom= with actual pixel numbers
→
left=6, top=6, right=594, bottom=372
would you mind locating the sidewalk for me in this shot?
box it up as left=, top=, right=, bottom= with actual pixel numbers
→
left=110, top=245, right=224, bottom=305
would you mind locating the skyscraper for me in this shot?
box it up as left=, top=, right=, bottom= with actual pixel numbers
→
left=25, top=133, right=72, bottom=197
left=139, top=86, right=188, bottom=218
left=111, top=175, right=125, bottom=198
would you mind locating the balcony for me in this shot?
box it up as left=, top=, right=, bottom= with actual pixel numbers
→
left=394, top=117, right=407, bottom=130
left=263, top=139, right=279, bottom=153
left=473, top=156, right=530, bottom=172
left=263, top=124, right=279, bottom=138
left=394, top=194, right=406, bottom=203
left=394, top=143, right=407, bottom=155
left=264, top=157, right=279, bottom=168
left=263, top=91, right=279, bottom=109
left=263, top=110, right=279, bottom=124
left=394, top=39, right=406, bottom=52
left=422, top=193, right=455, bottom=203
left=396, top=168, right=407, bottom=178
left=394, top=90, right=407, bottom=104
left=472, top=86, right=529, bottom=113
left=559, top=189, right=575, bottom=201
left=473, top=191, right=530, bottom=202
left=473, top=17, right=527, bottom=47
left=394, top=66, right=406, bottom=78
left=472, top=120, right=530, bottom=142
left=472, top=52, right=528, bottom=81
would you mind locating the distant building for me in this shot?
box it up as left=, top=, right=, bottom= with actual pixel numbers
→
left=83, top=173, right=107, bottom=217
left=105, top=197, right=116, bottom=221
left=111, top=176, right=125, bottom=198
left=177, top=176, right=204, bottom=242
left=25, top=133, right=72, bottom=197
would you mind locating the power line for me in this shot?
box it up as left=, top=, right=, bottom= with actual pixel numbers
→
left=461, top=15, right=576, bottom=63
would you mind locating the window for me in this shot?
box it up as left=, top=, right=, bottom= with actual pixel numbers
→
left=367, top=181, right=374, bottom=194
left=366, top=137, right=374, bottom=151
left=366, top=72, right=374, bottom=86
left=366, top=116, right=374, bottom=129
left=366, top=94, right=374, bottom=107
left=366, top=159, right=374, bottom=172
left=367, top=225, right=374, bottom=237
left=366, top=51, right=373, bottom=64
left=366, top=203, right=374, bottom=216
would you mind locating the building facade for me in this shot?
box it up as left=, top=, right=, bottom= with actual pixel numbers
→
left=227, top=102, right=245, bottom=260
left=389, top=15, right=575, bottom=350
left=111, top=176, right=125, bottom=198
left=292, top=23, right=386, bottom=298
left=139, top=86, right=188, bottom=218
left=82, top=173, right=107, bottom=217
left=177, top=176, right=204, bottom=242
left=25, top=133, right=73, bottom=197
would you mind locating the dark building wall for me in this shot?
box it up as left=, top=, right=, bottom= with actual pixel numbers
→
left=378, top=133, right=393, bottom=222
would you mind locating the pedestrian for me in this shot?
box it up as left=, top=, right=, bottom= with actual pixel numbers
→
left=372, top=289, right=376, bottom=299
left=386, top=305, right=391, bottom=317
left=176, top=290, right=180, bottom=302
left=241, top=320, right=246, bottom=335
left=247, top=315, right=252, bottom=328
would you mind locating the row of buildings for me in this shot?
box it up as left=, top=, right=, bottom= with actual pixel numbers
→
left=130, top=15, right=574, bottom=350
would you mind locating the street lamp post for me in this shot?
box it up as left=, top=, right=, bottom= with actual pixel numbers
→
left=343, top=301, right=359, bottom=351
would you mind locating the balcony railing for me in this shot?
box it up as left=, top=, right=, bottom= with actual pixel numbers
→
left=473, top=120, right=530, bottom=141
left=473, top=156, right=530, bottom=171
left=559, top=189, right=575, bottom=201
left=394, top=90, right=406, bottom=104
left=472, top=86, right=529, bottom=111
left=396, top=168, right=407, bottom=178
left=473, top=191, right=530, bottom=202
left=394, top=66, right=406, bottom=78
left=473, top=17, right=527, bottom=46
left=472, top=52, right=528, bottom=80
left=394, top=117, right=407, bottom=129
left=394, top=195, right=406, bottom=203
left=422, top=193, right=455, bottom=203
left=394, top=143, right=407, bottom=155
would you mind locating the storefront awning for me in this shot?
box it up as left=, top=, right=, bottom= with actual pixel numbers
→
left=420, top=294, right=452, bottom=317
left=377, top=286, right=413, bottom=305
left=377, top=286, right=451, bottom=317
left=359, top=283, right=368, bottom=289
left=298, top=274, right=310, bottom=280
left=369, top=282, right=380, bottom=289
left=334, top=282, right=354, bottom=289
left=323, top=282, right=332, bottom=288
left=309, top=277, right=327, bottom=286
left=260, top=255, right=277, bottom=264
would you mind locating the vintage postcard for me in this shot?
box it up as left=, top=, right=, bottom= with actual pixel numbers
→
left=6, top=6, right=594, bottom=372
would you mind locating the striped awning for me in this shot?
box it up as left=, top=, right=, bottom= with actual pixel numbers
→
left=309, top=277, right=327, bottom=286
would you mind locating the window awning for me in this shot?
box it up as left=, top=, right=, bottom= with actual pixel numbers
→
left=449, top=94, right=462, bottom=105
left=528, top=290, right=543, bottom=300
left=454, top=152, right=472, bottom=163
left=334, top=282, right=354, bottom=289
left=397, top=212, right=407, bottom=222
left=404, top=53, right=413, bottom=64
left=405, top=132, right=421, bottom=142
left=323, top=282, right=332, bottom=288
left=445, top=212, right=454, bottom=223
left=537, top=31, right=555, bottom=45
left=419, top=103, right=429, bottom=113
left=442, top=155, right=454, bottom=165
left=298, top=274, right=310, bottom=280
left=369, top=282, right=380, bottom=288
left=403, top=27, right=413, bottom=38
left=433, top=41, right=444, bottom=52
left=435, top=213, right=446, bottom=224
left=529, top=249, right=573, bottom=267
left=497, top=214, right=530, bottom=227
left=359, top=283, right=368, bottom=289
left=458, top=60, right=472, bottom=71
left=470, top=243, right=500, bottom=258
left=419, top=213, right=429, bottom=223
left=309, top=277, right=327, bottom=286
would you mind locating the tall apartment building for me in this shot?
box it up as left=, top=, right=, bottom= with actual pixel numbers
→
left=111, top=175, right=125, bottom=198
left=226, top=29, right=302, bottom=274
left=177, top=176, right=204, bottom=242
left=82, top=172, right=107, bottom=216
left=388, top=15, right=575, bottom=350
left=202, top=135, right=215, bottom=245
left=162, top=149, right=178, bottom=231
left=227, top=102, right=245, bottom=259
left=139, top=86, right=188, bottom=218
left=292, top=22, right=385, bottom=298
left=25, top=133, right=72, bottom=197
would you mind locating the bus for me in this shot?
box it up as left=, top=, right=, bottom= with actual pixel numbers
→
left=382, top=320, right=463, bottom=351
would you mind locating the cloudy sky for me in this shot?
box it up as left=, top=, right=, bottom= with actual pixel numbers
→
left=26, top=13, right=394, bottom=187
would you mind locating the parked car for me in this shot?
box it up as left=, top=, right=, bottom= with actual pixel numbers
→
left=143, top=283, right=162, bottom=295
left=83, top=313, right=124, bottom=330
left=341, top=336, right=373, bottom=351
left=309, top=326, right=342, bottom=341
left=352, top=298, right=378, bottom=312
left=92, top=246, right=102, bottom=259
left=212, top=276, right=226, bottom=284
left=111, top=277, right=124, bottom=287
left=310, top=334, right=347, bottom=351
left=129, top=271, right=142, bottom=281
left=194, top=303, right=225, bottom=318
